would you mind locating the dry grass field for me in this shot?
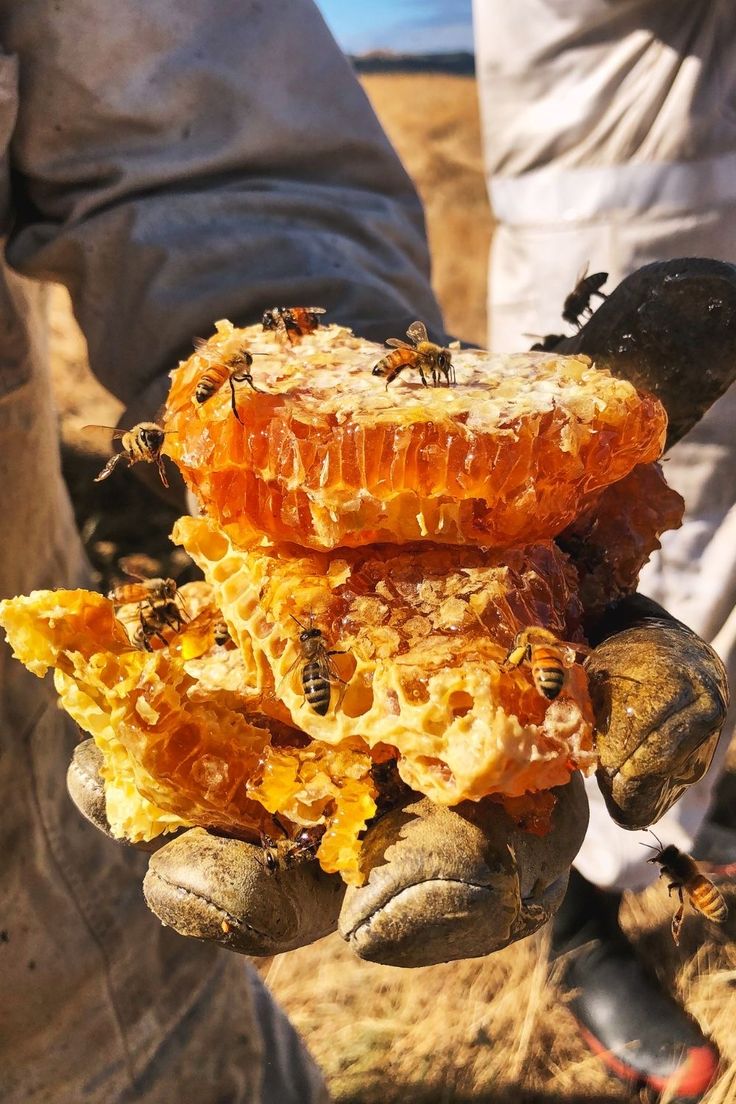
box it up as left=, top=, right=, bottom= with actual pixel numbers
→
left=47, top=73, right=736, bottom=1104
left=361, top=74, right=492, bottom=346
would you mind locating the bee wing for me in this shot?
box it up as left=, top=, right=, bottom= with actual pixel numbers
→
left=324, top=650, right=348, bottom=684
left=118, top=553, right=159, bottom=581
left=82, top=424, right=126, bottom=447
left=385, top=338, right=412, bottom=350
left=575, top=263, right=590, bottom=286
left=319, top=650, right=349, bottom=710
left=301, top=307, right=326, bottom=315
left=275, top=649, right=302, bottom=697
left=406, top=320, right=428, bottom=344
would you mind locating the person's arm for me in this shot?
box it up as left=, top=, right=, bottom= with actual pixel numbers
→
left=0, top=0, right=443, bottom=423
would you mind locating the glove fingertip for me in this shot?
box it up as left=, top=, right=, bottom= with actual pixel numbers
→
left=66, top=739, right=111, bottom=837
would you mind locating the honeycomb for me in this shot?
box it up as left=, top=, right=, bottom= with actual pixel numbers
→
left=174, top=516, right=595, bottom=805
left=0, top=323, right=682, bottom=884
left=0, top=585, right=377, bottom=882
left=558, top=463, right=684, bottom=616
left=163, top=320, right=667, bottom=551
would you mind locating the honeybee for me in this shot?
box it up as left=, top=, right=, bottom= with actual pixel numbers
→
left=372, top=320, right=455, bottom=388
left=109, top=558, right=179, bottom=610
left=110, top=556, right=186, bottom=650
left=84, top=422, right=170, bottom=487
left=562, top=267, right=608, bottom=328
left=261, top=306, right=326, bottom=344
left=504, top=626, right=591, bottom=700
left=643, top=832, right=728, bottom=945
left=279, top=613, right=347, bottom=716
left=259, top=823, right=323, bottom=873
left=124, top=604, right=181, bottom=651
left=192, top=339, right=261, bottom=424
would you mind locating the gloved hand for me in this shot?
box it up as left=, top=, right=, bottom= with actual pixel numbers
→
left=66, top=258, right=734, bottom=967
left=67, top=594, right=726, bottom=966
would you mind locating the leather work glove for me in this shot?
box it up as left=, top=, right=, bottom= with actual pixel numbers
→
left=67, top=258, right=733, bottom=968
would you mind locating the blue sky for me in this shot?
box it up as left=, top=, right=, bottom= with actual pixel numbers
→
left=315, top=1, right=473, bottom=55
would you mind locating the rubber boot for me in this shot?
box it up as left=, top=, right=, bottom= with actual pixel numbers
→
left=551, top=870, right=719, bottom=1101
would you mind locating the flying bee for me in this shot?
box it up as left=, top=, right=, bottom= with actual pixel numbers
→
left=261, top=306, right=326, bottom=344
left=83, top=422, right=171, bottom=487
left=372, top=320, right=455, bottom=389
left=503, top=626, right=591, bottom=701
left=642, top=832, right=728, bottom=945
left=278, top=613, right=348, bottom=716
left=562, top=267, right=609, bottom=328
left=192, top=339, right=261, bottom=424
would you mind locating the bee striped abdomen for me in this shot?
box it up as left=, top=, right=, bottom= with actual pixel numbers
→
left=531, top=646, right=565, bottom=700
left=691, top=876, right=728, bottom=922
left=195, top=367, right=226, bottom=404
left=373, top=349, right=416, bottom=385
left=302, top=661, right=331, bottom=715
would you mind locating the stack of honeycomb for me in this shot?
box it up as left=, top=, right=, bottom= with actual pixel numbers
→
left=0, top=320, right=684, bottom=884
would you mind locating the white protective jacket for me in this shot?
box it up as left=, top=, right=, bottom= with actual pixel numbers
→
left=0, top=3, right=441, bottom=1102
left=475, top=0, right=736, bottom=888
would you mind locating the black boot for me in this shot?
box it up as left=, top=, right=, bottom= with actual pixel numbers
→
left=551, top=869, right=718, bottom=1101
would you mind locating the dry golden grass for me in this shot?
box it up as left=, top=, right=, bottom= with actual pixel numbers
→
left=361, top=74, right=492, bottom=347
left=48, top=72, right=736, bottom=1104
left=264, top=876, right=736, bottom=1104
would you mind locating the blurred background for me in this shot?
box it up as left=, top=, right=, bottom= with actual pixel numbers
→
left=47, top=6, right=736, bottom=1102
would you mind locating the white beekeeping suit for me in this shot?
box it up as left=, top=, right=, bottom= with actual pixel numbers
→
left=474, top=0, right=736, bottom=888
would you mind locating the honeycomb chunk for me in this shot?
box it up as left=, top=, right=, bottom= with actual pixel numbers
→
left=0, top=587, right=377, bottom=882
left=163, top=320, right=667, bottom=551
left=248, top=743, right=377, bottom=884
left=175, top=515, right=596, bottom=805
left=558, top=463, right=685, bottom=615
left=1, top=325, right=684, bottom=887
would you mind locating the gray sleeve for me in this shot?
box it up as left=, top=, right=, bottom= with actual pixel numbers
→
left=0, top=0, right=442, bottom=419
